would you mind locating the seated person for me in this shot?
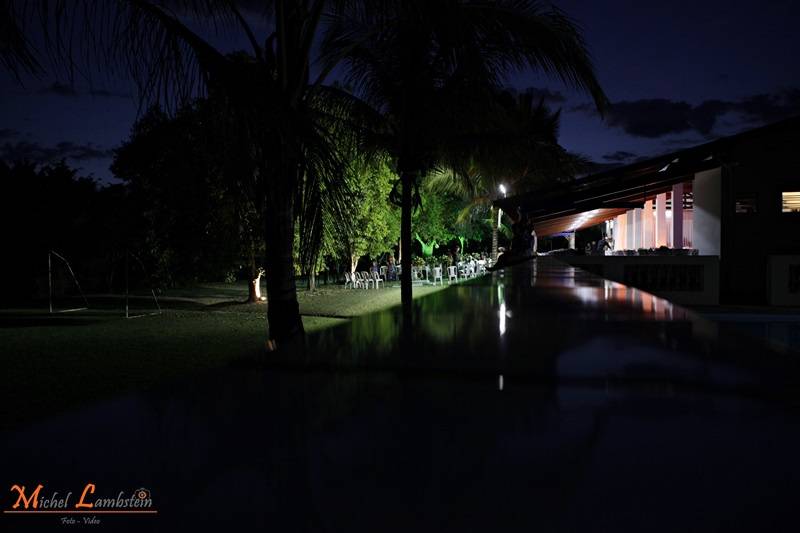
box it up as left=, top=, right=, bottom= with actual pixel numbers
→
left=488, top=211, right=537, bottom=271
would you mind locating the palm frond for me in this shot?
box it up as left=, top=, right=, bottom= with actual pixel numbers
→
left=1, top=0, right=42, bottom=79
left=11, top=0, right=246, bottom=109
left=455, top=196, right=490, bottom=224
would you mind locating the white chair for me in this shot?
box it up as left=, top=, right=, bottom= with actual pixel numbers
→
left=447, top=266, right=458, bottom=283
left=380, top=265, right=388, bottom=281
left=344, top=272, right=353, bottom=289
left=361, top=271, right=375, bottom=289
left=433, top=266, right=443, bottom=285
left=372, top=271, right=384, bottom=289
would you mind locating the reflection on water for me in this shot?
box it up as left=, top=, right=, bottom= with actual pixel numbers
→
left=301, top=259, right=773, bottom=390
left=3, top=258, right=800, bottom=532
left=3, top=366, right=800, bottom=532
left=497, top=282, right=506, bottom=336
left=569, top=280, right=678, bottom=320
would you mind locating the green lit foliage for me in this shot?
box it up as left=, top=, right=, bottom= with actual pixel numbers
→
left=412, top=185, right=463, bottom=247
left=341, top=154, right=400, bottom=271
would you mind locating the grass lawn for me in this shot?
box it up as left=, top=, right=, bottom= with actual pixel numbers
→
left=0, top=281, right=447, bottom=429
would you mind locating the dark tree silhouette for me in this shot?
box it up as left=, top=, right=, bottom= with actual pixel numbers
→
left=7, top=0, right=607, bottom=345
left=322, top=0, right=609, bottom=322
left=8, top=1, right=369, bottom=346
left=430, top=88, right=587, bottom=260
left=112, top=102, right=259, bottom=293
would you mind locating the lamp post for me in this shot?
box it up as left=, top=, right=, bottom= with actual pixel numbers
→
left=498, top=184, right=507, bottom=225
left=493, top=184, right=508, bottom=261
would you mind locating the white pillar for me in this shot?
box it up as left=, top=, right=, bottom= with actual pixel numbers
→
left=672, top=183, right=684, bottom=249
left=567, top=231, right=576, bottom=249
left=655, top=193, right=667, bottom=247
left=633, top=207, right=643, bottom=249
left=626, top=210, right=634, bottom=250
left=643, top=200, right=654, bottom=248
left=614, top=214, right=626, bottom=251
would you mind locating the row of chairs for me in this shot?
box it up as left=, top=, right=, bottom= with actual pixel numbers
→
left=413, top=264, right=482, bottom=285
left=344, top=271, right=384, bottom=289
left=457, top=261, right=487, bottom=279
left=343, top=261, right=489, bottom=289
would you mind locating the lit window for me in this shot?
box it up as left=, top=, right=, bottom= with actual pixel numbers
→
left=783, top=191, right=800, bottom=213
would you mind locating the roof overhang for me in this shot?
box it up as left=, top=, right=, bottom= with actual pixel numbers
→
left=515, top=165, right=704, bottom=237
left=496, top=116, right=800, bottom=237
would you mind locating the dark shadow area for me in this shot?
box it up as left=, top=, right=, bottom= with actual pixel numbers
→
left=4, top=259, right=800, bottom=532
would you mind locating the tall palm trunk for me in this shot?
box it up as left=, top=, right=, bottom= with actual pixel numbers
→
left=264, top=165, right=304, bottom=346
left=491, top=206, right=499, bottom=261
left=400, top=169, right=413, bottom=324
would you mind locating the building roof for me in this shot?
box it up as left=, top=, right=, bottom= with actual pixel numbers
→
left=495, top=116, right=800, bottom=236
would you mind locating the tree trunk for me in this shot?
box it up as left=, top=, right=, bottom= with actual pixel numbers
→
left=247, top=252, right=262, bottom=303
left=308, top=270, right=316, bottom=291
left=264, top=179, right=304, bottom=347
left=248, top=273, right=263, bottom=303
left=491, top=206, right=500, bottom=261
left=400, top=169, right=413, bottom=324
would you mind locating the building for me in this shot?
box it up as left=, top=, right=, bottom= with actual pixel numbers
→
left=496, top=117, right=800, bottom=306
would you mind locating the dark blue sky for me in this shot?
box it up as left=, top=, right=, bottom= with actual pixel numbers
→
left=1, top=0, right=799, bottom=183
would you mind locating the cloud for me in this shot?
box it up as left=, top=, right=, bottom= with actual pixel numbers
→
left=40, top=81, right=132, bottom=99
left=599, top=98, right=715, bottom=138
left=0, top=140, right=113, bottom=163
left=525, top=87, right=567, bottom=104
left=662, top=136, right=706, bottom=147
left=88, top=88, right=132, bottom=98
left=602, top=150, right=637, bottom=162
left=578, top=160, right=624, bottom=176
left=40, top=82, right=78, bottom=97
left=573, top=88, right=800, bottom=138
left=736, top=89, right=800, bottom=123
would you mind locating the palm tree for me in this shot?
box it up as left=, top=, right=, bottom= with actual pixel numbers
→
left=323, top=0, right=609, bottom=323
left=0, top=0, right=40, bottom=79
left=9, top=1, right=370, bottom=347
left=431, top=88, right=584, bottom=260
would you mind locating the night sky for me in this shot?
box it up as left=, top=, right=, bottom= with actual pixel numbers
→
left=1, top=0, right=799, bottom=183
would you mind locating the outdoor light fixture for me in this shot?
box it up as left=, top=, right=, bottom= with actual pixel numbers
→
left=568, top=209, right=600, bottom=231
left=496, top=185, right=508, bottom=231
